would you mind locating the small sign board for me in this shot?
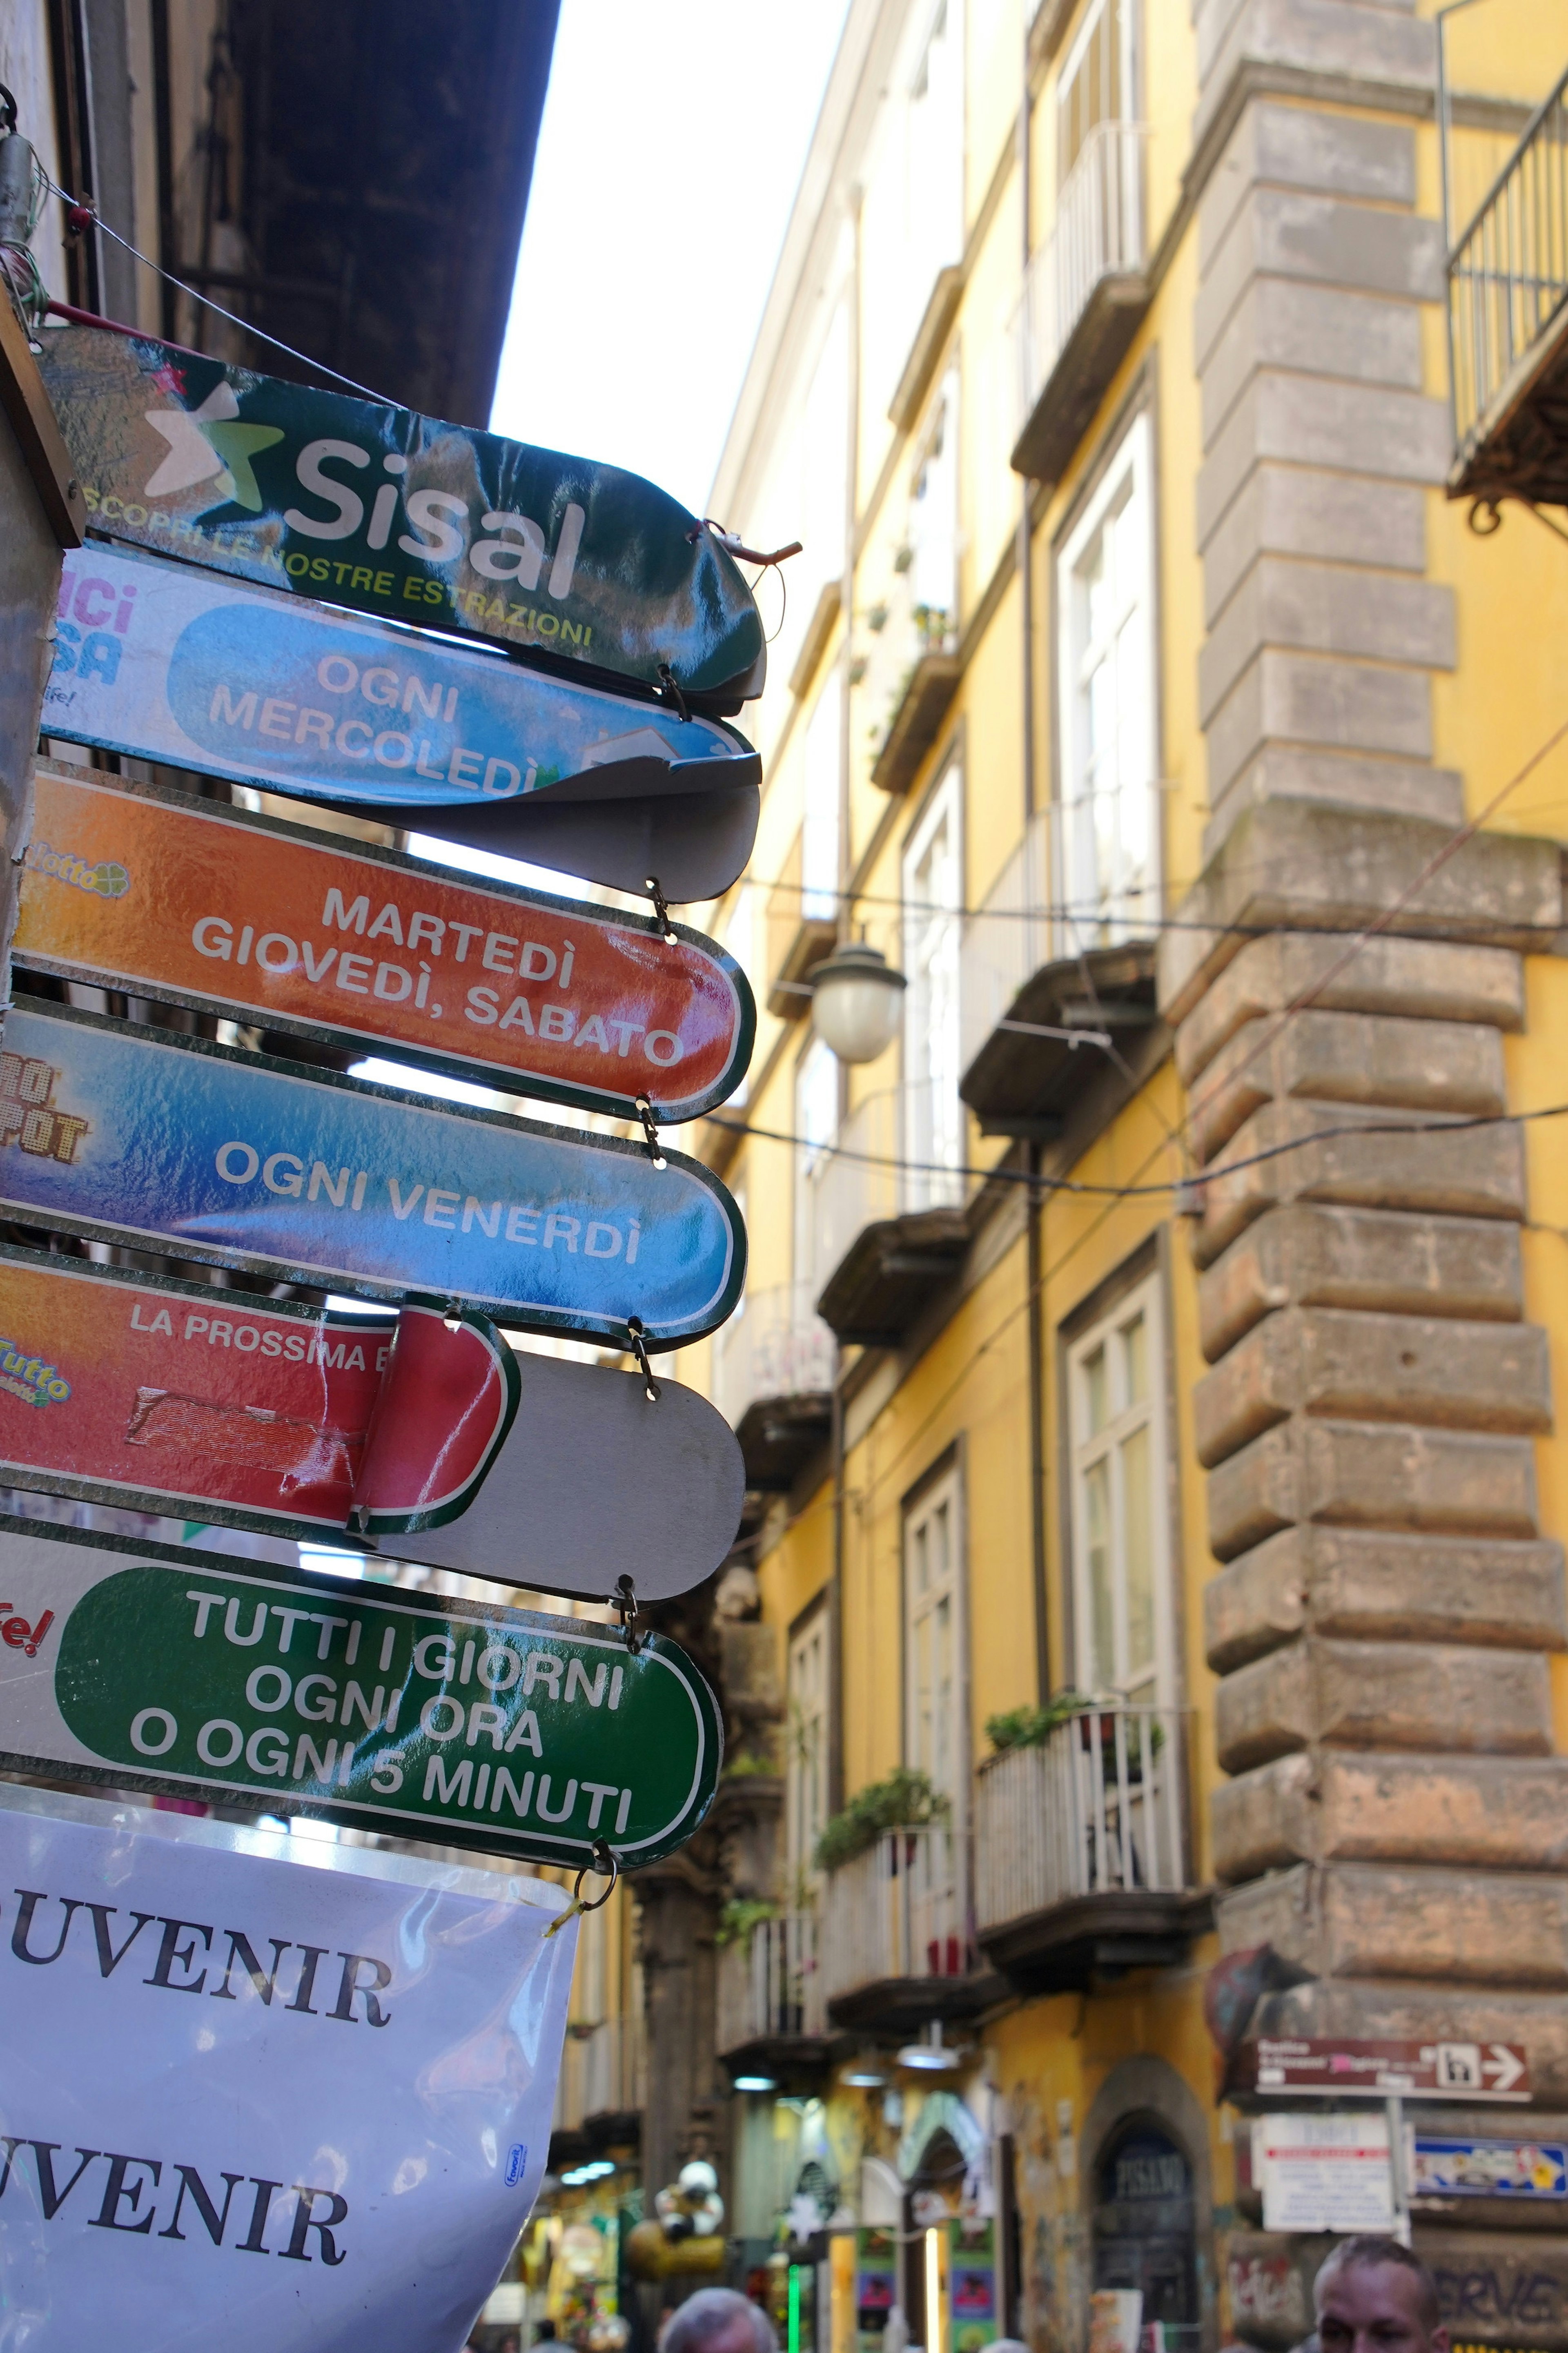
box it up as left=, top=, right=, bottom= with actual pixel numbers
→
left=0, top=997, right=745, bottom=1346
left=1413, top=2138, right=1568, bottom=2200
left=1242, top=2037, right=1531, bottom=2102
left=40, top=545, right=762, bottom=897
left=0, top=1518, right=722, bottom=1867
left=1256, top=2114, right=1402, bottom=2234
left=18, top=764, right=754, bottom=1122
left=37, top=324, right=765, bottom=710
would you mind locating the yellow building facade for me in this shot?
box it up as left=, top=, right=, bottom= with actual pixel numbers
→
left=661, top=0, right=1568, bottom=2349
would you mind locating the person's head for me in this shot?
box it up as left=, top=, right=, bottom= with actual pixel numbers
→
left=1314, top=2239, right=1447, bottom=2353
left=537, top=2327, right=559, bottom=2343
left=661, top=2288, right=776, bottom=2353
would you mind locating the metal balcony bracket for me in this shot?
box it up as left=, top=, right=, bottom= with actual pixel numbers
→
left=815, top=1206, right=969, bottom=1348
left=961, top=941, right=1157, bottom=1131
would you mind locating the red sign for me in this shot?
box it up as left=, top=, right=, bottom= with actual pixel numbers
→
left=16, top=765, right=752, bottom=1122
left=1241, top=2037, right=1530, bottom=2102
left=0, top=1245, right=517, bottom=1540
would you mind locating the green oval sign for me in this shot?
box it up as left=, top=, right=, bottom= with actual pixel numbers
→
left=33, top=1550, right=721, bottom=1868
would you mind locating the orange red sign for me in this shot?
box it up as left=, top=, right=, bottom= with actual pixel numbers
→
left=16, top=766, right=752, bottom=1121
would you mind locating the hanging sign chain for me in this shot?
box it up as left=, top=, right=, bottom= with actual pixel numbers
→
left=635, top=1094, right=667, bottom=1168
left=613, top=1573, right=647, bottom=1655
left=542, top=1840, right=620, bottom=1939
left=644, top=876, right=678, bottom=945
left=625, top=1318, right=661, bottom=1404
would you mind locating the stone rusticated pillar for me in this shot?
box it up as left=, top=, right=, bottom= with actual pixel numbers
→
left=1172, top=5, right=1568, bottom=2337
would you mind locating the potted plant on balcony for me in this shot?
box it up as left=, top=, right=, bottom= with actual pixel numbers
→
left=986, top=1693, right=1164, bottom=1786
left=812, top=1765, right=949, bottom=1873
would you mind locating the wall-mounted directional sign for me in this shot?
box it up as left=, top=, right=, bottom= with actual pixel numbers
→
left=40, top=546, right=761, bottom=898
left=0, top=1244, right=516, bottom=1541
left=0, top=1520, right=723, bottom=1869
left=36, top=324, right=765, bottom=714
left=18, top=767, right=754, bottom=1122
left=1239, top=2037, right=1531, bottom=2103
left=0, top=999, right=745, bottom=1344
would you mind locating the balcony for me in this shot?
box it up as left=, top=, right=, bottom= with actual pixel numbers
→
left=959, top=781, right=1160, bottom=1138
left=1011, top=121, right=1149, bottom=486
left=711, top=1282, right=836, bottom=1492
left=717, top=1910, right=837, bottom=2081
left=800, top=1082, right=968, bottom=1348
left=1448, top=67, right=1568, bottom=508
left=974, top=1705, right=1208, bottom=1992
left=767, top=825, right=839, bottom=1019
left=820, top=1823, right=1000, bottom=2032
left=552, top=2013, right=646, bottom=2155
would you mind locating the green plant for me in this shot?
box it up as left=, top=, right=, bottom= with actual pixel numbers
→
left=813, top=1767, right=949, bottom=1874
left=715, top=1896, right=779, bottom=1950
left=985, top=1691, right=1095, bottom=1752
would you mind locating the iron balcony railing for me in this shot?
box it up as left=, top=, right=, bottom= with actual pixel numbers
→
left=552, top=2012, right=645, bottom=2132
left=717, top=1910, right=827, bottom=2054
left=958, top=775, right=1161, bottom=1076
left=797, top=1079, right=966, bottom=1304
left=974, top=1703, right=1190, bottom=1937
left=820, top=1822, right=971, bottom=2002
left=711, top=1281, right=836, bottom=1428
left=1014, top=120, right=1148, bottom=436
left=1449, top=63, right=1568, bottom=464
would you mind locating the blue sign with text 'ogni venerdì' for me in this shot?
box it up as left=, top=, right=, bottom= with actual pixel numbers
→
left=0, top=1002, right=743, bottom=1346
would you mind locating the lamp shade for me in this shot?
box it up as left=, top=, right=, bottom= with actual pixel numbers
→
left=810, top=943, right=907, bottom=1065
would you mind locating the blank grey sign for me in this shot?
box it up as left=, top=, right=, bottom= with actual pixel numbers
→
left=389, top=1350, right=745, bottom=1602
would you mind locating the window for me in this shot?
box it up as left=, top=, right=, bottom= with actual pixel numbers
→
left=908, top=370, right=960, bottom=651
left=788, top=1609, right=829, bottom=1883
left=795, top=1037, right=840, bottom=1300
left=1058, top=0, right=1131, bottom=184
left=906, top=0, right=963, bottom=281
left=802, top=673, right=843, bottom=923
left=724, top=890, right=754, bottom=1106
left=902, top=762, right=964, bottom=1207
left=1056, top=412, right=1157, bottom=956
left=904, top=1464, right=964, bottom=1806
left=1067, top=1270, right=1171, bottom=1707
left=803, top=299, right=850, bottom=594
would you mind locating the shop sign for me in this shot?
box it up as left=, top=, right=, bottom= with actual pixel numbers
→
left=1243, top=2037, right=1531, bottom=2103
left=0, top=1242, right=513, bottom=1540
left=17, top=765, right=754, bottom=1122
left=1256, top=2114, right=1401, bottom=2234
left=0, top=1521, right=721, bottom=1867
left=39, top=545, right=762, bottom=896
left=1414, top=2139, right=1568, bottom=2200
left=0, top=998, right=744, bottom=1346
left=0, top=1781, right=576, bottom=2348
left=36, top=324, right=765, bottom=709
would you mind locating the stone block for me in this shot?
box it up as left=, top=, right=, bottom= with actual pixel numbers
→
left=1157, top=798, right=1561, bottom=1029
left=1198, top=376, right=1451, bottom=549
left=1197, top=1203, right=1524, bottom=1361
left=1177, top=935, right=1523, bottom=1087
left=1195, top=0, right=1437, bottom=156
left=1211, top=1750, right=1568, bottom=1881
left=1196, top=190, right=1443, bottom=365
left=1219, top=1860, right=1568, bottom=1988
left=1200, top=560, right=1455, bottom=727
left=1213, top=1635, right=1552, bottom=1770
left=1192, top=1099, right=1527, bottom=1271
left=1204, top=1525, right=1565, bottom=1671
left=1205, top=1417, right=1539, bottom=1560
left=1192, top=1009, right=1503, bottom=1163
left=1203, top=749, right=1464, bottom=858
left=1207, top=649, right=1434, bottom=799
left=1203, top=280, right=1424, bottom=449
left=1199, top=101, right=1416, bottom=269
left=1195, top=1308, right=1549, bottom=1469
left=1253, top=1976, right=1568, bottom=2105
left=1204, top=468, right=1428, bottom=625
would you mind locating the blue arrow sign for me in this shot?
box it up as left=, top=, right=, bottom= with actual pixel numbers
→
left=42, top=546, right=762, bottom=898
left=0, top=1001, right=744, bottom=1346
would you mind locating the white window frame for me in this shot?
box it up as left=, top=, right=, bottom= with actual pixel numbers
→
left=903, top=1461, right=967, bottom=1815
left=794, top=1036, right=840, bottom=1303
left=1054, top=408, right=1158, bottom=957
left=787, top=1607, right=830, bottom=1885
left=1058, top=0, right=1135, bottom=182
left=1066, top=1268, right=1174, bottom=1708
left=901, top=759, right=964, bottom=1210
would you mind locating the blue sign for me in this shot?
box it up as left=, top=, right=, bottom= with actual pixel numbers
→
left=0, top=1002, right=744, bottom=1346
left=1413, top=2139, right=1568, bottom=2200
left=41, top=547, right=761, bottom=898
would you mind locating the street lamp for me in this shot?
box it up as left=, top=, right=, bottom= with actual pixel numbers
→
left=809, top=943, right=907, bottom=1065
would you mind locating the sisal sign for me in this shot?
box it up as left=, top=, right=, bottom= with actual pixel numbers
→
left=0, top=1786, right=576, bottom=2349
left=0, top=1520, right=722, bottom=1867
left=0, top=1243, right=515, bottom=1540
left=17, top=765, right=755, bottom=1122
left=40, top=545, right=762, bottom=898
left=36, top=323, right=765, bottom=710
left=0, top=998, right=744, bottom=1344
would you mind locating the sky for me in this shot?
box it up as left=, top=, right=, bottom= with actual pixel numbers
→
left=491, top=0, right=853, bottom=514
